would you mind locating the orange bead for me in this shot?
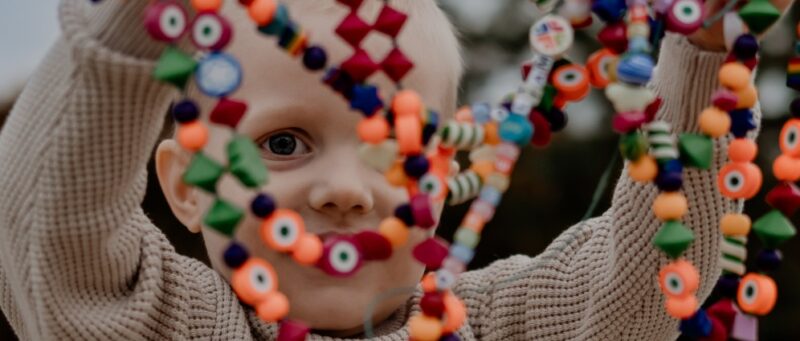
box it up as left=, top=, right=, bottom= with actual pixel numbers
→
left=720, top=213, right=752, bottom=236
left=421, top=273, right=437, bottom=293
left=628, top=155, right=658, bottom=182
left=773, top=154, right=800, bottom=182
left=378, top=217, right=409, bottom=247
left=718, top=162, right=762, bottom=199
left=177, top=120, right=208, bottom=151
left=551, top=64, right=590, bottom=101
left=779, top=119, right=800, bottom=157
left=587, top=48, right=616, bottom=89
left=396, top=116, right=422, bottom=155
left=191, top=0, right=222, bottom=11
left=291, top=234, right=323, bottom=265
left=698, top=107, right=731, bottom=138
left=658, top=260, right=699, bottom=299
left=652, top=192, right=688, bottom=221
left=483, top=122, right=500, bottom=145
left=442, top=293, right=467, bottom=333
left=455, top=106, right=473, bottom=122
left=470, top=160, right=494, bottom=180
left=255, top=291, right=290, bottom=322
left=231, top=258, right=278, bottom=305
left=357, top=115, right=390, bottom=144
left=248, top=0, right=278, bottom=25
left=385, top=161, right=408, bottom=187
left=719, top=62, right=751, bottom=91
left=735, top=86, right=758, bottom=109
left=553, top=94, right=568, bottom=109
left=260, top=209, right=305, bottom=252
left=408, top=314, right=443, bottom=341
left=728, top=138, right=758, bottom=163
left=665, top=295, right=698, bottom=319
left=392, top=90, right=423, bottom=118
left=738, top=273, right=777, bottom=316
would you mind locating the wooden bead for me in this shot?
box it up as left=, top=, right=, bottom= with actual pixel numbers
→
left=628, top=155, right=658, bottom=182
left=735, top=85, right=758, bottom=109
left=248, top=0, right=278, bottom=25
left=773, top=154, right=800, bottom=182
left=737, top=273, right=777, bottom=316
left=699, top=107, right=731, bottom=138
left=659, top=259, right=700, bottom=298
left=408, top=314, right=443, bottom=341
left=652, top=192, right=688, bottom=221
left=378, top=217, right=409, bottom=247
left=665, top=295, right=699, bottom=319
left=177, top=120, right=208, bottom=151
left=255, top=291, right=289, bottom=322
left=357, top=115, right=390, bottom=144
left=291, top=234, right=323, bottom=265
left=719, top=63, right=751, bottom=91
left=779, top=119, right=800, bottom=157
left=728, top=138, right=758, bottom=163
left=720, top=213, right=752, bottom=236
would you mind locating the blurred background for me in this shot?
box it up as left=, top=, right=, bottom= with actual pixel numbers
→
left=1, top=0, right=798, bottom=339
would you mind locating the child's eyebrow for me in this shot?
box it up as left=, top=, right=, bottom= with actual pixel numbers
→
left=236, top=101, right=321, bottom=136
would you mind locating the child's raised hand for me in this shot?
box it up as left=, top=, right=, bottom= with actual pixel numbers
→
left=687, top=0, right=793, bottom=51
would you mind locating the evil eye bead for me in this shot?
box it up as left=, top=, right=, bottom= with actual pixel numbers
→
left=551, top=64, right=590, bottom=101
left=658, top=260, right=700, bottom=299
left=587, top=48, right=615, bottom=89
left=319, top=236, right=363, bottom=277
left=718, top=162, right=762, bottom=199
left=666, top=0, right=704, bottom=35
left=419, top=173, right=448, bottom=202
left=231, top=257, right=278, bottom=305
left=144, top=1, right=188, bottom=42
left=737, top=273, right=778, bottom=315
left=779, top=119, right=800, bottom=157
left=191, top=12, right=233, bottom=51
left=260, top=209, right=305, bottom=252
left=195, top=53, right=243, bottom=98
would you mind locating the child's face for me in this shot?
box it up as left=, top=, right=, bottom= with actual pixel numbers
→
left=156, top=2, right=459, bottom=335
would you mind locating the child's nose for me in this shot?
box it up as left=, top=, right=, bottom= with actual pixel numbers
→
left=307, top=162, right=375, bottom=216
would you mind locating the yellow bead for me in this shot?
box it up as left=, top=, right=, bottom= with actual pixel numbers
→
left=719, top=63, right=751, bottom=91
left=629, top=155, right=658, bottom=182
left=470, top=161, right=494, bottom=180
left=699, top=107, right=731, bottom=138
left=408, top=315, right=443, bottom=341
left=385, top=161, right=408, bottom=187
left=485, top=172, right=510, bottom=192
left=735, top=85, right=758, bottom=109
left=720, top=213, right=751, bottom=236
left=378, top=217, right=410, bottom=247
left=652, top=192, right=688, bottom=221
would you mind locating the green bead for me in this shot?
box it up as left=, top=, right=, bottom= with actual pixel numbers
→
left=454, top=228, right=480, bottom=249
left=753, top=209, right=797, bottom=248
left=153, top=46, right=197, bottom=88
left=738, top=0, right=781, bottom=34
left=652, top=221, right=695, bottom=258
left=539, top=85, right=557, bottom=112
left=182, top=152, right=224, bottom=193
left=678, top=133, right=714, bottom=170
left=203, top=198, right=244, bottom=236
left=227, top=135, right=268, bottom=188
left=619, top=132, right=649, bottom=161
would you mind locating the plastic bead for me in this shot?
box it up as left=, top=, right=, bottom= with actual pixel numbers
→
left=378, top=217, right=410, bottom=247
left=665, top=295, right=699, bottom=319
left=752, top=209, right=797, bottom=248
left=413, top=237, right=449, bottom=269
left=396, top=116, right=423, bottom=155
left=779, top=119, right=800, bottom=156
left=587, top=49, right=615, bottom=88
left=408, top=314, right=443, bottom=341
left=529, top=110, right=552, bottom=147
left=172, top=100, right=200, bottom=123
left=619, top=132, right=648, bottom=160
left=678, top=133, right=714, bottom=169
left=766, top=182, right=800, bottom=216
left=605, top=83, right=655, bottom=112
left=737, top=0, right=782, bottom=34
left=647, top=120, right=678, bottom=162
left=698, top=107, right=731, bottom=138
left=720, top=236, right=747, bottom=275
left=728, top=109, right=757, bottom=138
left=177, top=120, right=209, bottom=152
left=597, top=22, right=628, bottom=54
left=718, top=162, right=762, bottom=199
left=442, top=294, right=467, bottom=333
left=303, top=46, right=328, bottom=71
left=652, top=221, right=695, bottom=258
left=529, top=15, right=574, bottom=56
left=665, top=0, right=704, bottom=35
left=385, top=160, right=408, bottom=187
left=393, top=90, right=423, bottom=118
left=144, top=1, right=188, bottom=43
left=231, top=257, right=278, bottom=305
left=733, top=35, right=759, bottom=60
left=403, top=155, right=430, bottom=179
left=227, top=135, right=268, bottom=188
left=154, top=46, right=197, bottom=88
left=656, top=169, right=683, bottom=192
left=358, top=140, right=398, bottom=172
left=701, top=317, right=729, bottom=341
left=712, top=90, right=739, bottom=112
left=756, top=249, right=783, bottom=272
left=260, top=209, right=305, bottom=252
left=542, top=107, right=568, bottom=132
left=652, top=192, right=688, bottom=221
left=411, top=193, right=436, bottom=228
left=440, top=121, right=485, bottom=150
left=628, top=155, right=658, bottom=182
left=679, top=310, right=713, bottom=338
left=248, top=0, right=278, bottom=25
left=210, top=98, right=248, bottom=129
left=419, top=173, right=448, bottom=202
left=183, top=152, right=224, bottom=193
left=731, top=312, right=758, bottom=340
left=446, top=170, right=482, bottom=206
left=191, top=0, right=222, bottom=11
left=277, top=320, right=310, bottom=341
left=195, top=53, right=243, bottom=97
left=454, top=228, right=480, bottom=249
left=357, top=115, right=390, bottom=144
left=735, top=85, right=758, bottom=109
left=720, top=213, right=752, bottom=236
left=223, top=242, right=249, bottom=269
left=350, top=84, right=384, bottom=117
left=291, top=234, right=323, bottom=265
left=318, top=236, right=363, bottom=277
left=659, top=260, right=699, bottom=298
left=737, top=273, right=777, bottom=315
left=612, top=111, right=647, bottom=133
left=394, top=204, right=415, bottom=226
left=592, top=0, right=627, bottom=25
left=255, top=291, right=289, bottom=322
left=772, top=154, right=800, bottom=182
left=381, top=47, right=415, bottom=83
left=341, top=49, right=379, bottom=82
left=551, top=64, right=590, bottom=100
left=251, top=193, right=276, bottom=218
left=728, top=138, right=758, bottom=163
left=719, top=63, right=751, bottom=91
left=354, top=230, right=393, bottom=261
left=191, top=12, right=233, bottom=51
left=615, top=53, right=653, bottom=85
left=498, top=114, right=534, bottom=147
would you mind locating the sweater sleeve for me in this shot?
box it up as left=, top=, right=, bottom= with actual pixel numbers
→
left=0, top=1, right=251, bottom=339
left=454, top=34, right=748, bottom=340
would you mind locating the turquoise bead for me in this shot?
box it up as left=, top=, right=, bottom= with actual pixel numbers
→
left=499, top=114, right=534, bottom=146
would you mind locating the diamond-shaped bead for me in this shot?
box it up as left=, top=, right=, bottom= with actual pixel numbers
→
left=737, top=0, right=781, bottom=35
left=227, top=135, right=268, bottom=188
left=204, top=198, right=244, bottom=236
left=182, top=152, right=224, bottom=193
left=153, top=46, right=197, bottom=88
left=752, top=209, right=797, bottom=248
left=373, top=5, right=408, bottom=37
left=679, top=133, right=714, bottom=170
left=341, top=49, right=379, bottom=82
left=653, top=221, right=695, bottom=258
left=336, top=0, right=363, bottom=9
left=335, top=13, right=371, bottom=47
left=210, top=98, right=248, bottom=129
left=381, top=48, right=414, bottom=82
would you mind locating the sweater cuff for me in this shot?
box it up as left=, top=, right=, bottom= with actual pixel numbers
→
left=650, top=34, right=728, bottom=133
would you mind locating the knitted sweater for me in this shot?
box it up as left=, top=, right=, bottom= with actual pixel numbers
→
left=0, top=1, right=752, bottom=340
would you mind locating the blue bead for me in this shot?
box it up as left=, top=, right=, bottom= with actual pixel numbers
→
left=223, top=242, right=249, bottom=269
left=394, top=204, right=415, bottom=226
left=450, top=243, right=475, bottom=263
left=472, top=103, right=492, bottom=124
left=172, top=99, right=199, bottom=123
left=479, top=187, right=502, bottom=206
left=195, top=53, right=243, bottom=98
left=616, top=53, right=653, bottom=86
left=542, top=108, right=567, bottom=132
left=716, top=273, right=740, bottom=298
left=303, top=46, right=328, bottom=71
left=660, top=159, right=684, bottom=174
left=655, top=170, right=683, bottom=192
left=733, top=34, right=759, bottom=60
left=257, top=4, right=289, bottom=36
left=679, top=309, right=712, bottom=338
left=277, top=22, right=298, bottom=49
left=251, top=193, right=276, bottom=218
left=592, top=0, right=627, bottom=22
left=440, top=334, right=461, bottom=341
left=627, top=37, right=650, bottom=54
left=403, top=155, right=430, bottom=179
left=729, top=109, right=757, bottom=138
left=756, top=249, right=782, bottom=272
left=499, top=114, right=534, bottom=146
left=350, top=84, right=383, bottom=116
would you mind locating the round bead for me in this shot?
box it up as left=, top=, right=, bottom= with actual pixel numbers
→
left=717, top=273, right=741, bottom=298
left=679, top=310, right=713, bottom=338
left=354, top=230, right=393, bottom=261
left=255, top=291, right=289, bottom=322
left=720, top=213, right=752, bottom=236
left=551, top=64, right=590, bottom=101
left=698, top=107, right=731, bottom=138
left=529, top=15, right=574, bottom=56
left=172, top=99, right=200, bottom=123
left=408, top=314, right=443, bottom=341
left=291, top=234, right=323, bottom=265
left=403, top=155, right=431, bottom=179
left=420, top=292, right=446, bottom=317
left=195, top=53, right=243, bottom=98
left=419, top=173, right=448, bottom=201
left=656, top=170, right=683, bottom=192
left=191, top=0, right=222, bottom=11
left=231, top=257, right=278, bottom=305
left=615, top=53, right=654, bottom=86
left=737, top=273, right=777, bottom=316
left=665, top=295, right=699, bottom=319
left=586, top=48, right=616, bottom=89
left=248, top=0, right=278, bottom=25
left=772, top=154, right=800, bottom=182
left=177, top=120, right=209, bottom=151
left=659, top=260, right=700, bottom=299
left=735, top=85, right=758, bottom=109
left=666, top=0, right=704, bottom=34
left=719, top=63, right=751, bottom=91
left=712, top=89, right=739, bottom=111
left=628, top=155, right=658, bottom=182
left=393, top=90, right=423, bottom=118
left=144, top=1, right=189, bottom=43
left=357, top=115, right=390, bottom=144
left=542, top=108, right=568, bottom=132
left=755, top=249, right=782, bottom=272
left=379, top=217, right=410, bottom=247
left=318, top=235, right=363, bottom=277
left=597, top=22, right=628, bottom=54
left=728, top=138, right=758, bottom=163
left=454, top=228, right=480, bottom=249
left=223, top=242, right=249, bottom=269
left=498, top=114, right=534, bottom=147
left=250, top=193, right=276, bottom=218
left=779, top=119, right=800, bottom=157
left=718, top=162, right=762, bottom=199
left=385, top=161, right=409, bottom=187
left=442, top=294, right=467, bottom=333
left=733, top=34, right=759, bottom=60
left=652, top=192, right=688, bottom=221
left=394, top=204, right=415, bottom=226
left=260, top=209, right=306, bottom=252
left=191, top=12, right=233, bottom=51
left=302, top=46, right=328, bottom=71
left=411, top=194, right=436, bottom=229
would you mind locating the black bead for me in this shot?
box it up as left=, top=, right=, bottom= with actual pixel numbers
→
left=656, top=170, right=683, bottom=192
left=679, top=309, right=712, bottom=338
left=732, top=34, right=759, bottom=60
left=716, top=273, right=740, bottom=298
left=756, top=249, right=783, bottom=272
left=543, top=108, right=568, bottom=132
left=394, top=204, right=415, bottom=226
left=403, top=155, right=430, bottom=179
left=790, top=98, right=800, bottom=118
left=303, top=46, right=328, bottom=71
left=172, top=99, right=200, bottom=123
left=223, top=242, right=249, bottom=269
left=251, top=193, right=276, bottom=218
left=660, top=159, right=684, bottom=174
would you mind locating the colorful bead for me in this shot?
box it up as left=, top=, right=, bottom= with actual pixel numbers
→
left=652, top=221, right=694, bottom=258
left=720, top=236, right=747, bottom=275
left=177, top=120, right=209, bottom=152
left=735, top=85, right=758, bottom=109
left=659, top=260, right=699, bottom=298
left=628, top=155, right=658, bottom=182
left=529, top=110, right=553, bottom=147
left=718, top=162, right=762, bottom=199
left=248, top=0, right=278, bottom=25
left=378, top=217, right=410, bottom=247
left=411, top=193, right=436, bottom=228
left=302, top=45, right=328, bottom=71
left=358, top=140, right=398, bottom=172
left=260, top=209, right=305, bottom=252
left=728, top=138, right=758, bottom=163
left=381, top=48, right=414, bottom=83
left=231, top=257, right=279, bottom=305
left=357, top=115, right=390, bottom=144
left=420, top=291, right=445, bottom=317
left=419, top=173, right=448, bottom=202
left=204, top=198, right=244, bottom=236
left=454, top=228, right=480, bottom=249
left=528, top=15, right=574, bottom=56
left=256, top=3, right=288, bottom=35
left=277, top=320, right=310, bottom=341
left=227, top=135, right=269, bottom=188
left=154, top=46, right=197, bottom=88
left=551, top=64, right=590, bottom=100
left=440, top=121, right=485, bottom=150
left=350, top=85, right=384, bottom=117
left=195, top=53, right=243, bottom=97
left=712, top=90, right=739, bottom=112
left=720, top=213, right=752, bottom=236
left=737, top=273, right=777, bottom=315
left=446, top=170, right=482, bottom=206
left=191, top=12, right=233, bottom=51
left=665, top=295, right=699, bottom=319
left=442, top=294, right=467, bottom=333
left=210, top=98, right=248, bottom=129
left=779, top=119, right=800, bottom=156
left=615, top=53, right=653, bottom=85
left=318, top=236, right=363, bottom=277
left=772, top=154, right=800, bottom=182
left=766, top=182, right=800, bottom=216
left=678, top=133, right=714, bottom=169
left=728, top=109, right=757, bottom=138
left=698, top=107, right=731, bottom=138
left=679, top=310, right=713, bottom=338
left=733, top=35, right=759, bottom=60
left=652, top=192, right=688, bottom=221
left=255, top=291, right=289, bottom=322
left=597, top=22, right=628, bottom=54
left=251, top=193, right=276, bottom=218
left=719, top=63, right=751, bottom=91
left=665, top=0, right=704, bottom=35
left=408, top=314, right=443, bottom=341
left=354, top=230, right=393, bottom=261
left=223, top=242, right=249, bottom=269
left=413, top=237, right=449, bottom=269
left=341, top=49, right=379, bottom=82
left=591, top=0, right=627, bottom=23
left=144, top=1, right=188, bottom=43
left=752, top=209, right=797, bottom=248
left=498, top=114, right=534, bottom=147
left=605, top=83, right=655, bottom=112
left=403, top=155, right=430, bottom=179
left=737, top=0, right=782, bottom=34
left=291, top=234, right=323, bottom=265
left=182, top=152, right=224, bottom=193
left=646, top=120, right=679, bottom=162
left=172, top=99, right=200, bottom=123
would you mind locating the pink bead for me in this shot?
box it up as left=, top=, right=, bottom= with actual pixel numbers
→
left=144, top=1, right=188, bottom=43
left=712, top=89, right=739, bottom=112
left=335, top=13, right=371, bottom=47
left=373, top=5, right=408, bottom=37
left=317, top=235, right=363, bottom=277
left=469, top=200, right=496, bottom=221
left=277, top=320, right=310, bottom=341
left=210, top=98, right=247, bottom=128
left=190, top=12, right=233, bottom=51
left=597, top=22, right=628, bottom=54
left=413, top=237, right=449, bottom=269
left=442, top=256, right=466, bottom=275
left=612, top=111, right=647, bottom=133
left=707, top=298, right=737, bottom=333
left=341, top=49, right=380, bottom=82
left=411, top=194, right=436, bottom=229
left=731, top=311, right=758, bottom=341
left=381, top=48, right=414, bottom=82
left=354, top=230, right=393, bottom=260
left=665, top=0, right=704, bottom=35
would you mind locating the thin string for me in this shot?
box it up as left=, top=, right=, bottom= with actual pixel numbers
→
left=702, top=0, right=740, bottom=29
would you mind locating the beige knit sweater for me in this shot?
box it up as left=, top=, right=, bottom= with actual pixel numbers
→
left=0, top=1, right=751, bottom=340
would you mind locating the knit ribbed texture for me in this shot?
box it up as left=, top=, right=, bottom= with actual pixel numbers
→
left=0, top=1, right=754, bottom=339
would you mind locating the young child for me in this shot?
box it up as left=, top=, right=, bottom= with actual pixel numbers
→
left=0, top=0, right=791, bottom=340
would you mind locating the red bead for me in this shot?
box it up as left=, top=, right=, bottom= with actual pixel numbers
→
left=210, top=98, right=248, bottom=128
left=529, top=110, right=552, bottom=147
left=410, top=193, right=436, bottom=229
left=354, top=230, right=393, bottom=260
left=412, top=237, right=449, bottom=269
left=335, top=13, right=371, bottom=47
left=381, top=48, right=414, bottom=82
left=373, top=5, right=408, bottom=37
left=336, top=0, right=363, bottom=9
left=712, top=89, right=738, bottom=112
left=699, top=316, right=728, bottom=341
left=765, top=182, right=800, bottom=217
left=341, top=49, right=380, bottom=82
left=644, top=97, right=662, bottom=122
left=707, top=298, right=737, bottom=330
left=521, top=61, right=533, bottom=81
left=420, top=292, right=446, bottom=317
left=597, top=22, right=628, bottom=54
left=318, top=235, right=363, bottom=277
left=277, top=320, right=310, bottom=341
left=612, top=111, right=647, bottom=133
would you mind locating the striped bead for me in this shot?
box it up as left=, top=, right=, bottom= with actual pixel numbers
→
left=720, top=235, right=747, bottom=275
left=647, top=120, right=679, bottom=162
left=439, top=121, right=485, bottom=150
left=446, top=170, right=482, bottom=206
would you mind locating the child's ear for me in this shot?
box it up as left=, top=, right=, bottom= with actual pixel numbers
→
left=155, top=139, right=204, bottom=234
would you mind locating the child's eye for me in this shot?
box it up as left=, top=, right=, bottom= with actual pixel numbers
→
left=259, top=130, right=312, bottom=159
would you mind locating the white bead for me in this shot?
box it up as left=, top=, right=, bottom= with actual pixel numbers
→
left=605, top=83, right=656, bottom=112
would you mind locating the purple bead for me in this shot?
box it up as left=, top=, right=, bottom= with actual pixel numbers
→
left=733, top=35, right=759, bottom=61
left=277, top=319, right=310, bottom=341
left=410, top=193, right=436, bottom=229
left=661, top=159, right=684, bottom=174
left=655, top=170, right=683, bottom=192
left=755, top=249, right=782, bottom=272
left=323, top=68, right=355, bottom=99
left=394, top=204, right=415, bottom=226
left=440, top=334, right=461, bottom=341
left=791, top=98, right=800, bottom=118
left=302, top=46, right=328, bottom=71
left=543, top=108, right=567, bottom=132
left=403, top=155, right=430, bottom=179
left=251, top=193, right=276, bottom=218
left=223, top=242, right=249, bottom=269
left=729, top=109, right=757, bottom=138
left=679, top=309, right=712, bottom=338
left=172, top=99, right=199, bottom=123
left=592, top=0, right=627, bottom=23
left=716, top=273, right=740, bottom=298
